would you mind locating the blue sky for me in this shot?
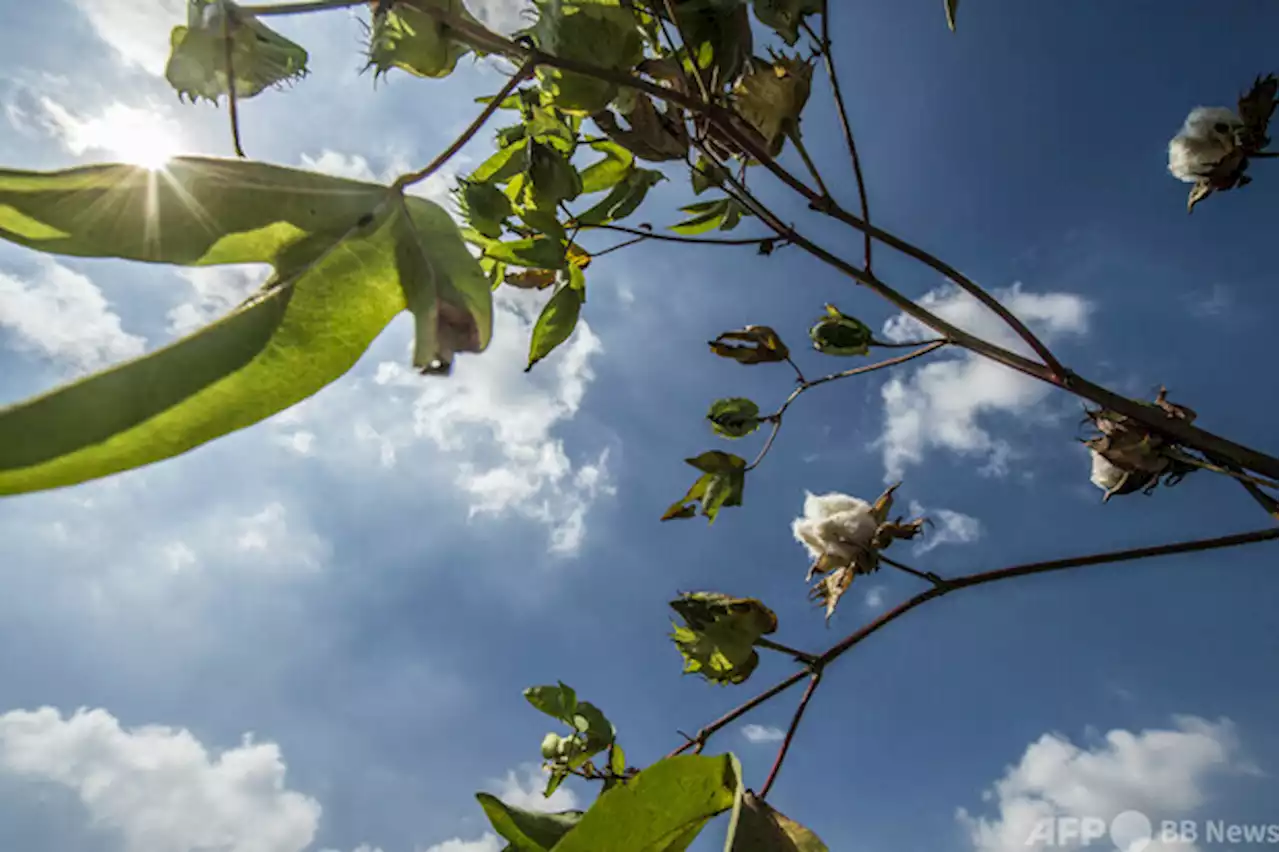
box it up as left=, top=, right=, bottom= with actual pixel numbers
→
left=0, top=2, right=1276, bottom=851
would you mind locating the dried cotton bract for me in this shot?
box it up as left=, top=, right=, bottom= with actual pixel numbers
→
left=791, top=484, right=924, bottom=621
left=1084, top=388, right=1199, bottom=502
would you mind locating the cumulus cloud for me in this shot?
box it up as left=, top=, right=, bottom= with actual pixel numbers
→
left=879, top=283, right=1091, bottom=480
left=414, top=764, right=578, bottom=852
left=957, top=716, right=1252, bottom=852
left=741, top=724, right=786, bottom=744
left=299, top=148, right=463, bottom=213
left=0, top=706, right=321, bottom=852
left=908, top=500, right=982, bottom=555
left=0, top=257, right=145, bottom=373
left=66, top=0, right=186, bottom=74
left=167, top=265, right=271, bottom=336
left=864, top=585, right=887, bottom=609
left=331, top=291, right=613, bottom=554
left=29, top=96, right=183, bottom=165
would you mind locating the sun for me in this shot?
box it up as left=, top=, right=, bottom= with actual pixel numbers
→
left=82, top=103, right=185, bottom=169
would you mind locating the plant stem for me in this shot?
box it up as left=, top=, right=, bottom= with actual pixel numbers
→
left=667, top=526, right=1277, bottom=761
left=394, top=58, right=536, bottom=189
left=577, top=222, right=777, bottom=248
left=240, top=0, right=366, bottom=15
left=754, top=636, right=818, bottom=665
left=803, top=13, right=873, bottom=271
left=879, top=555, right=948, bottom=587
left=758, top=672, right=821, bottom=799
left=787, top=129, right=832, bottom=201
left=746, top=342, right=947, bottom=471
left=221, top=10, right=247, bottom=158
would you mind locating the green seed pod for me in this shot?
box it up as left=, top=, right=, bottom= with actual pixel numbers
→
left=540, top=732, right=561, bottom=760
left=809, top=303, right=873, bottom=356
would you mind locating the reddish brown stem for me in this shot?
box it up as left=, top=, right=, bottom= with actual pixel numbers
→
left=758, top=671, right=822, bottom=799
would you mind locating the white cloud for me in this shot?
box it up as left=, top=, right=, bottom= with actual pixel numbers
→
left=167, top=265, right=271, bottom=336
left=879, top=283, right=1091, bottom=480
left=864, top=585, right=887, bottom=609
left=231, top=502, right=328, bottom=573
left=0, top=257, right=145, bottom=373
left=957, top=716, right=1252, bottom=852
left=0, top=706, right=321, bottom=852
left=908, top=500, right=982, bottom=555
left=423, top=837, right=503, bottom=852
left=334, top=291, right=613, bottom=554
left=299, top=148, right=462, bottom=212
left=488, top=763, right=579, bottom=812
left=32, top=97, right=184, bottom=166
left=68, top=0, right=187, bottom=74
left=741, top=724, right=786, bottom=744
left=415, top=764, right=577, bottom=852
left=468, top=0, right=535, bottom=34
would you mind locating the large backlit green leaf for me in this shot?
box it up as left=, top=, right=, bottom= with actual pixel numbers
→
left=0, top=157, right=489, bottom=495
left=551, top=754, right=742, bottom=851
left=476, top=793, right=583, bottom=852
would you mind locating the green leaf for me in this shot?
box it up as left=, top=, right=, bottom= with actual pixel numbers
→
left=484, top=236, right=567, bottom=270
left=671, top=203, right=728, bottom=235
left=662, top=452, right=747, bottom=524
left=690, top=156, right=725, bottom=195
left=550, top=754, right=742, bottom=851
left=476, top=793, right=584, bottom=852
left=165, top=1, right=308, bottom=103
left=808, top=303, right=872, bottom=356
left=708, top=326, right=790, bottom=364
left=669, top=592, right=777, bottom=685
left=609, top=743, right=627, bottom=777
left=944, top=0, right=959, bottom=31
left=733, top=55, right=815, bottom=157
left=471, top=143, right=530, bottom=184
left=459, top=179, right=513, bottom=239
left=579, top=140, right=636, bottom=194
left=529, top=0, right=645, bottom=115
left=0, top=158, right=490, bottom=496
left=364, top=0, right=482, bottom=80
left=530, top=142, right=584, bottom=208
left=525, top=683, right=578, bottom=722
left=750, top=0, right=822, bottom=46
left=526, top=277, right=585, bottom=371
left=526, top=107, right=578, bottom=151
left=707, top=398, right=762, bottom=439
left=518, top=207, right=568, bottom=244
left=572, top=167, right=664, bottom=226
left=727, top=791, right=828, bottom=851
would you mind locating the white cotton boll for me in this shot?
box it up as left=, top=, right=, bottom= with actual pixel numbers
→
left=791, top=491, right=878, bottom=564
left=1089, top=450, right=1126, bottom=493
left=1168, top=107, right=1243, bottom=182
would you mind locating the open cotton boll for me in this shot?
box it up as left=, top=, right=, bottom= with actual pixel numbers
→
left=1168, top=107, right=1243, bottom=182
left=1089, top=449, right=1126, bottom=493
left=791, top=491, right=878, bottom=566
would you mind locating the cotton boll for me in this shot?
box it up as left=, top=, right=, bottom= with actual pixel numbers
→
left=1168, top=107, right=1243, bottom=182
left=1089, top=449, right=1126, bottom=493
left=791, top=491, right=878, bottom=566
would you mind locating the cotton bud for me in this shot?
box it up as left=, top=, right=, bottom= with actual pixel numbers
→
left=1167, top=74, right=1277, bottom=211
left=540, top=732, right=562, bottom=761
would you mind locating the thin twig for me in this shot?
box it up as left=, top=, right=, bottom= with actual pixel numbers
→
left=394, top=58, right=536, bottom=189
left=660, top=0, right=713, bottom=104
left=787, top=130, right=832, bottom=202
left=589, top=236, right=648, bottom=259
left=745, top=339, right=947, bottom=473
left=879, top=555, right=948, bottom=587
left=803, top=13, right=872, bottom=270
left=871, top=337, right=946, bottom=349
left=240, top=0, right=366, bottom=15
left=758, top=672, right=821, bottom=799
left=221, top=8, right=246, bottom=158
left=576, top=222, right=777, bottom=248
left=667, top=526, right=1276, bottom=760
left=1211, top=456, right=1279, bottom=517
left=667, top=669, right=809, bottom=757
left=754, top=636, right=818, bottom=665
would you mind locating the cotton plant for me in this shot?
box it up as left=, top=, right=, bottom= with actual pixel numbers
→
left=1167, top=74, right=1277, bottom=211
left=791, top=484, right=925, bottom=620
left=1083, top=388, right=1204, bottom=502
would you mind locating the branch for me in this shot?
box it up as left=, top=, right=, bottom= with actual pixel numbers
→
left=396, top=0, right=1280, bottom=480
left=758, top=671, right=821, bottom=799
left=754, top=636, right=818, bottom=665
left=394, top=58, right=537, bottom=189
left=577, top=222, right=778, bottom=249
left=746, top=342, right=948, bottom=472
left=240, top=0, right=366, bottom=14
left=803, top=13, right=872, bottom=271
left=221, top=11, right=246, bottom=158
left=667, top=526, right=1277, bottom=761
